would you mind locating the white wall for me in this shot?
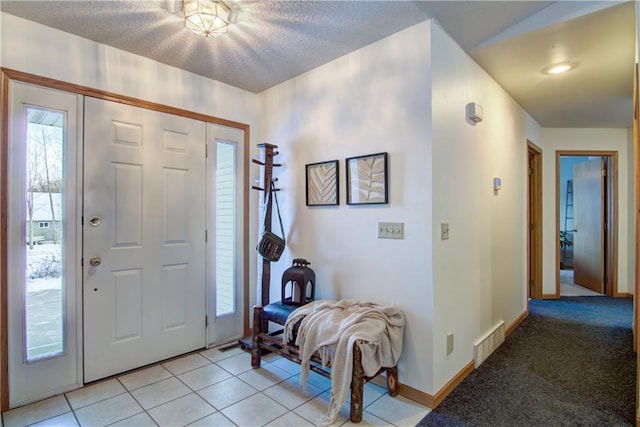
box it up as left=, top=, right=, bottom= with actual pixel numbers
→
left=1, top=13, right=256, bottom=126
left=430, top=24, right=537, bottom=391
left=258, top=19, right=540, bottom=396
left=258, top=22, right=435, bottom=393
left=540, top=128, right=633, bottom=295
left=0, top=12, right=3, bottom=68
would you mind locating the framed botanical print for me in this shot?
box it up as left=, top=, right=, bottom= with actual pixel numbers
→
left=306, top=160, right=339, bottom=206
left=346, top=152, right=388, bottom=205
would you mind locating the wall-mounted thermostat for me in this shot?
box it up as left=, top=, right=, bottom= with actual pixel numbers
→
left=494, top=177, right=502, bottom=192
left=466, top=102, right=483, bottom=123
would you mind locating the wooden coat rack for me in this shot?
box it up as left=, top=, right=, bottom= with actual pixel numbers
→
left=251, top=143, right=281, bottom=307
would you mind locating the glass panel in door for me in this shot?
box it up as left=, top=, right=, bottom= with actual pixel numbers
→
left=216, top=141, right=236, bottom=317
left=25, top=108, right=65, bottom=362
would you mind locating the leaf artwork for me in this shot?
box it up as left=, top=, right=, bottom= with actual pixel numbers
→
left=307, top=162, right=337, bottom=205
left=349, top=155, right=386, bottom=203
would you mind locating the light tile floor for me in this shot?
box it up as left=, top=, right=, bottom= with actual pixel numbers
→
left=559, top=269, right=602, bottom=296
left=2, top=346, right=430, bottom=427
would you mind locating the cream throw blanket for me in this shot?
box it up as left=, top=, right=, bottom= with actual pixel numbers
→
left=283, top=299, right=405, bottom=424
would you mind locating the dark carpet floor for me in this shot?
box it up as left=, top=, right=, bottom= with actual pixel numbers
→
left=417, top=296, right=635, bottom=427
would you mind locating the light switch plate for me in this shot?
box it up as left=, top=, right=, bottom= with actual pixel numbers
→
left=441, top=222, right=449, bottom=240
left=378, top=222, right=404, bottom=239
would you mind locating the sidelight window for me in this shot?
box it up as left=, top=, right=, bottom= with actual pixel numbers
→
left=24, top=107, right=66, bottom=362
left=215, top=141, right=236, bottom=316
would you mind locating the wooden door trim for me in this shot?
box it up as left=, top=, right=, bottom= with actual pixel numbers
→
left=527, top=141, right=543, bottom=300
left=0, top=68, right=252, bottom=410
left=633, top=63, right=639, bottom=353
left=1, top=70, right=10, bottom=411
left=632, top=64, right=638, bottom=421
left=606, top=157, right=619, bottom=297
left=555, top=150, right=618, bottom=298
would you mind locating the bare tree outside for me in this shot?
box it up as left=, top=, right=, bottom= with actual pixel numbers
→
left=27, top=121, right=62, bottom=245
left=26, top=135, right=42, bottom=250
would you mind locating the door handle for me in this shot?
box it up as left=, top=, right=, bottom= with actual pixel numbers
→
left=89, top=256, right=102, bottom=267
left=89, top=216, right=101, bottom=227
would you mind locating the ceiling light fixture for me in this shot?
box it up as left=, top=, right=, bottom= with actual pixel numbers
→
left=544, top=62, right=574, bottom=75
left=184, top=0, right=230, bottom=37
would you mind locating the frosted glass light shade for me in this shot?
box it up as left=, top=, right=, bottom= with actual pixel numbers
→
left=184, top=0, right=230, bottom=37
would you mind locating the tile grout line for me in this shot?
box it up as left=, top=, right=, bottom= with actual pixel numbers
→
left=62, top=394, right=82, bottom=427
left=66, top=387, right=129, bottom=413
left=109, top=376, right=156, bottom=427
left=121, top=375, right=176, bottom=425
left=184, top=408, right=237, bottom=427
left=164, top=366, right=218, bottom=419
left=112, top=356, right=245, bottom=426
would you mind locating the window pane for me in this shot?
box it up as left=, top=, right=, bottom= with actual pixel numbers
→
left=215, top=141, right=236, bottom=316
left=25, top=107, right=65, bottom=362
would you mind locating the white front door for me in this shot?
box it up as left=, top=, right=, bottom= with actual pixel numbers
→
left=206, top=124, right=245, bottom=346
left=83, top=98, right=207, bottom=382
left=7, top=82, right=83, bottom=407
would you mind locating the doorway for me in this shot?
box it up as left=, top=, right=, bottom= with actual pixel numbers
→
left=556, top=151, right=618, bottom=297
left=2, top=71, right=250, bottom=408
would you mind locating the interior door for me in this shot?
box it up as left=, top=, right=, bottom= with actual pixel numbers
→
left=573, top=157, right=605, bottom=293
left=83, top=98, right=206, bottom=382
left=7, top=82, right=82, bottom=407
left=206, top=123, right=245, bottom=346
left=527, top=142, right=542, bottom=299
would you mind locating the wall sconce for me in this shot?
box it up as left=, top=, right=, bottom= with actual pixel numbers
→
left=466, top=102, right=483, bottom=124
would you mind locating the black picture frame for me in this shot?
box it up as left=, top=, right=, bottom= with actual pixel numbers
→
left=346, top=152, right=388, bottom=205
left=305, top=160, right=339, bottom=206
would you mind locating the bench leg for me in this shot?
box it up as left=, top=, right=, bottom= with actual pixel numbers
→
left=251, top=305, right=263, bottom=368
left=350, top=344, right=364, bottom=423
left=387, top=365, right=399, bottom=396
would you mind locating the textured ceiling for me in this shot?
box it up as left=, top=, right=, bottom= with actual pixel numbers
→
left=471, top=1, right=635, bottom=128
left=1, top=1, right=636, bottom=128
left=1, top=0, right=430, bottom=93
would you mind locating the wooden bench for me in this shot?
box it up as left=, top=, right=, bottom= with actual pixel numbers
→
left=250, top=304, right=399, bottom=423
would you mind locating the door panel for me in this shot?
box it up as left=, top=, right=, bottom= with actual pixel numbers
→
left=206, top=123, right=244, bottom=346
left=8, top=82, right=82, bottom=407
left=573, top=158, right=605, bottom=293
left=83, top=98, right=206, bottom=382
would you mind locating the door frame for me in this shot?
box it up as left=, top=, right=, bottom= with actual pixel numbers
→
left=527, top=141, right=543, bottom=299
left=555, top=150, right=618, bottom=297
left=0, top=68, right=251, bottom=410
left=632, top=64, right=638, bottom=421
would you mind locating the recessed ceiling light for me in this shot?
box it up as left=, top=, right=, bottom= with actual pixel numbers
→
left=544, top=62, right=574, bottom=75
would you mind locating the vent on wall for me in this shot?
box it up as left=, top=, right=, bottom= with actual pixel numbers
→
left=473, top=320, right=505, bottom=368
